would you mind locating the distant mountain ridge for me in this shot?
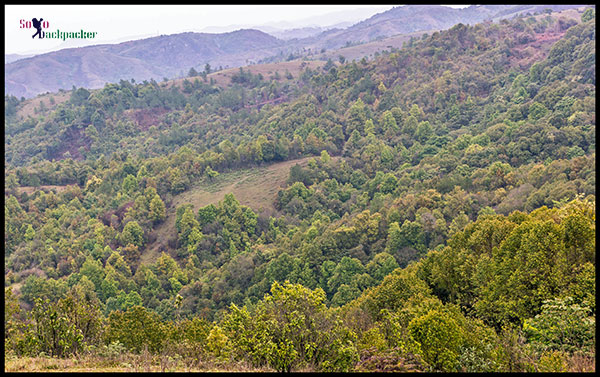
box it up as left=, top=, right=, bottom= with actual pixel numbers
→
left=5, top=29, right=284, bottom=99
left=5, top=4, right=588, bottom=98
left=5, top=54, right=35, bottom=64
left=288, top=4, right=588, bottom=50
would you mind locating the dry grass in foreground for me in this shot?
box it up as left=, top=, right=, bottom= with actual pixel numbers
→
left=4, top=353, right=274, bottom=373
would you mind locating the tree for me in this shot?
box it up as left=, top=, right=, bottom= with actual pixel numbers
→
left=24, top=224, right=36, bottom=241
left=188, top=67, right=199, bottom=77
left=31, top=298, right=83, bottom=357
left=320, top=150, right=331, bottom=164
left=205, top=166, right=219, bottom=181
left=80, top=257, right=105, bottom=292
left=523, top=297, right=595, bottom=354
left=346, top=98, right=368, bottom=136
left=222, top=281, right=358, bottom=372
left=366, top=252, right=399, bottom=283
left=415, top=121, right=433, bottom=142
left=177, top=207, right=200, bottom=248
left=122, top=174, right=138, bottom=195
left=327, top=257, right=365, bottom=294
left=5, top=288, right=36, bottom=356
left=106, top=305, right=168, bottom=353
left=149, top=195, right=166, bottom=224
left=381, top=110, right=399, bottom=135
left=121, top=220, right=144, bottom=248
left=197, top=204, right=218, bottom=227
left=408, top=308, right=465, bottom=371
left=581, top=8, right=594, bottom=22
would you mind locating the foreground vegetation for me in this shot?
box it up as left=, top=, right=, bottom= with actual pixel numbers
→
left=4, top=8, right=595, bottom=372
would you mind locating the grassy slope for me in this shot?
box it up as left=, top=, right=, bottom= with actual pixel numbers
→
left=14, top=91, right=71, bottom=120
left=141, top=156, right=319, bottom=265
left=166, top=59, right=327, bottom=89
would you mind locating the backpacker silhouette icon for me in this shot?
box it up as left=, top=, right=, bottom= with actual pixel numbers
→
left=32, top=18, right=43, bottom=38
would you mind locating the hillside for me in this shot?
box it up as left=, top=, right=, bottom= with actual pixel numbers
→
left=5, top=5, right=588, bottom=99
left=4, top=7, right=596, bottom=373
left=285, top=4, right=587, bottom=52
left=142, top=156, right=319, bottom=265
left=5, top=29, right=285, bottom=99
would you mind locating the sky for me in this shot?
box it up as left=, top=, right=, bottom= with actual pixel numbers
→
left=5, top=5, right=469, bottom=56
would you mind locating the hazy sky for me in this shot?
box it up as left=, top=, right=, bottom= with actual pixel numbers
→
left=5, top=5, right=468, bottom=55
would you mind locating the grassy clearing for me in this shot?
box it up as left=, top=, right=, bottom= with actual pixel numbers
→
left=14, top=185, right=73, bottom=195
left=141, top=156, right=316, bottom=265
left=16, top=91, right=71, bottom=120
left=166, top=59, right=327, bottom=89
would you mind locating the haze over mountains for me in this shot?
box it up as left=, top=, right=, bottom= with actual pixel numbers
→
left=4, top=4, right=587, bottom=99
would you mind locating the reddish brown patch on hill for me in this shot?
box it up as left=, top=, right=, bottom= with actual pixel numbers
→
left=510, top=30, right=567, bottom=69
left=100, top=201, right=134, bottom=230
left=125, top=107, right=169, bottom=131
left=46, top=126, right=90, bottom=161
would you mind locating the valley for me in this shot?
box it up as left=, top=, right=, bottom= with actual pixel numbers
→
left=4, top=5, right=596, bottom=373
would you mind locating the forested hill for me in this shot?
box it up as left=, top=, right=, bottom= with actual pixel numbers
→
left=5, top=5, right=587, bottom=99
left=4, top=8, right=596, bottom=373
left=5, top=29, right=284, bottom=99
left=289, top=4, right=586, bottom=51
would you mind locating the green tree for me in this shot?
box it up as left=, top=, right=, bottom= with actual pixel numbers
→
left=222, top=281, right=358, bottom=372
left=177, top=207, right=200, bottom=248
left=205, top=166, right=219, bottom=181
left=327, top=257, right=365, bottom=294
left=320, top=150, right=331, bottom=164
left=346, top=98, right=368, bottom=136
left=24, top=224, right=36, bottom=241
left=106, top=305, right=168, bottom=353
left=366, top=252, right=399, bottom=283
left=197, top=204, right=218, bottom=226
left=31, top=298, right=83, bottom=357
left=523, top=297, right=595, bottom=354
left=121, top=220, right=145, bottom=248
left=408, top=308, right=465, bottom=371
left=581, top=8, right=594, bottom=22
left=149, top=195, right=166, bottom=224
left=122, top=174, right=137, bottom=195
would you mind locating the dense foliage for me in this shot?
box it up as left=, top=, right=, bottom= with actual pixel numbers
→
left=5, top=10, right=595, bottom=372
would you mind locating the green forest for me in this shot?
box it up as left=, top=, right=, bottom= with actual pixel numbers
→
left=4, top=9, right=596, bottom=372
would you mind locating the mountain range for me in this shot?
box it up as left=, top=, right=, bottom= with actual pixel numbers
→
left=4, top=4, right=587, bottom=98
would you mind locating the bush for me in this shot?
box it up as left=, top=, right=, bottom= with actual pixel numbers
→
left=105, top=306, right=168, bottom=353
left=523, top=297, right=595, bottom=354
left=408, top=308, right=464, bottom=371
left=222, top=281, right=358, bottom=372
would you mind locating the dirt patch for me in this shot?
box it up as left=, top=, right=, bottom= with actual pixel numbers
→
left=124, top=107, right=170, bottom=131
left=45, top=125, right=90, bottom=161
